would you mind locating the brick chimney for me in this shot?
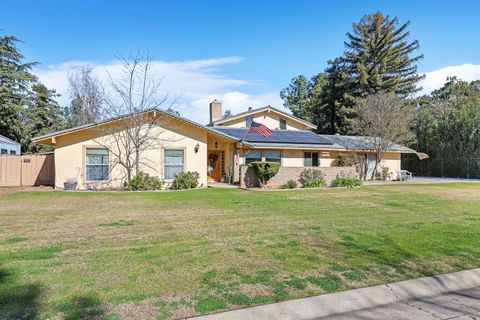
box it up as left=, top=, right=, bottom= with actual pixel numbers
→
left=209, top=100, right=222, bottom=124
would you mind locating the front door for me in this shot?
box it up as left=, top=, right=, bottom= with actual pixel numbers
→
left=208, top=151, right=221, bottom=181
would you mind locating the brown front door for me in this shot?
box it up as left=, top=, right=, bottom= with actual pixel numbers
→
left=208, top=151, right=221, bottom=181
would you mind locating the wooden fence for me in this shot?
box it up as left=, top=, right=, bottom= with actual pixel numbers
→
left=0, top=154, right=55, bottom=187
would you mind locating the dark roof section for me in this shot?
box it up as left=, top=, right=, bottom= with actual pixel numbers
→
left=32, top=108, right=241, bottom=144
left=210, top=105, right=316, bottom=128
left=212, top=127, right=332, bottom=145
left=321, top=135, right=416, bottom=153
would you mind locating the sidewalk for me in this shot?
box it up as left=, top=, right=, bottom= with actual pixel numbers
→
left=191, top=268, right=480, bottom=320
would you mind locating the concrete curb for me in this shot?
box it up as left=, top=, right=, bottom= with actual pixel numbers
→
left=190, top=268, right=480, bottom=320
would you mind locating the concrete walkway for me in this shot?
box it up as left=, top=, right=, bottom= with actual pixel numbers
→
left=191, top=269, right=480, bottom=320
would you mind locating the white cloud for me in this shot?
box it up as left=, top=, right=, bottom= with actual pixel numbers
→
left=33, top=56, right=284, bottom=124
left=420, top=64, right=480, bottom=94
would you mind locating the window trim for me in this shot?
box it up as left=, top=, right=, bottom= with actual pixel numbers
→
left=265, top=150, right=282, bottom=163
left=163, top=147, right=186, bottom=180
left=83, top=146, right=111, bottom=183
left=245, top=149, right=283, bottom=165
left=279, top=118, right=287, bottom=130
left=245, top=150, right=263, bottom=164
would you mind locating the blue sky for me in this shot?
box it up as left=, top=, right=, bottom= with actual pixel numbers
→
left=2, top=0, right=480, bottom=123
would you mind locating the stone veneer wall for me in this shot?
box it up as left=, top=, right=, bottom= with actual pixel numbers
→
left=239, top=165, right=358, bottom=188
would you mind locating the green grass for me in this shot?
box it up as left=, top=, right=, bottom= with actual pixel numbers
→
left=1, top=182, right=480, bottom=318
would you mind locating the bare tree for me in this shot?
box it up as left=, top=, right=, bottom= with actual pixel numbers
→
left=353, top=92, right=415, bottom=179
left=68, top=66, right=103, bottom=126
left=95, top=51, right=178, bottom=184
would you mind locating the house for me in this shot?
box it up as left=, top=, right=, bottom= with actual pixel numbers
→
left=0, top=135, right=21, bottom=156
left=32, top=101, right=416, bottom=189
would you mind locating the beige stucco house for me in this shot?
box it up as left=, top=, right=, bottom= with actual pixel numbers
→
left=33, top=101, right=415, bottom=189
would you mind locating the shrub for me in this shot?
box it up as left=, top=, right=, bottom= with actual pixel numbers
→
left=171, top=171, right=200, bottom=190
left=303, top=178, right=326, bottom=188
left=280, top=179, right=298, bottom=189
left=300, top=168, right=326, bottom=188
left=331, top=177, right=363, bottom=188
left=248, top=161, right=280, bottom=188
left=124, top=172, right=163, bottom=190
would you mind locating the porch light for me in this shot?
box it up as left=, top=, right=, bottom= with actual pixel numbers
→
left=215, top=142, right=218, bottom=149
left=194, top=143, right=200, bottom=153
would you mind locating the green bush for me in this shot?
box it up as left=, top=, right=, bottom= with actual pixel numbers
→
left=331, top=177, right=363, bottom=188
left=300, top=168, right=326, bottom=188
left=280, top=179, right=298, bottom=189
left=303, top=178, right=326, bottom=188
left=124, top=172, right=163, bottom=190
left=171, top=171, right=200, bottom=190
left=248, top=161, right=280, bottom=188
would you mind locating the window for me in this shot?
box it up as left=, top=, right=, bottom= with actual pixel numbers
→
left=164, top=149, right=184, bottom=179
left=86, top=148, right=109, bottom=181
left=245, top=116, right=253, bottom=128
left=304, top=152, right=319, bottom=167
left=0, top=149, right=7, bottom=155
left=279, top=118, right=287, bottom=130
left=9, top=150, right=16, bottom=155
left=265, top=151, right=281, bottom=163
left=245, top=151, right=262, bottom=164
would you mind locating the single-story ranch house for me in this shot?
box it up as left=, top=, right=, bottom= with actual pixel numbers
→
left=33, top=101, right=416, bottom=189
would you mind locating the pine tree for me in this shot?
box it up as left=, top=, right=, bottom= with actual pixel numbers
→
left=280, top=75, right=315, bottom=123
left=0, top=34, right=37, bottom=143
left=23, top=83, right=64, bottom=153
left=344, top=11, right=424, bottom=97
left=318, top=58, right=356, bottom=134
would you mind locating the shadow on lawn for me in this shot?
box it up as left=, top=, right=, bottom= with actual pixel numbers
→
left=0, top=267, right=41, bottom=320
left=339, top=233, right=417, bottom=274
left=56, top=294, right=106, bottom=320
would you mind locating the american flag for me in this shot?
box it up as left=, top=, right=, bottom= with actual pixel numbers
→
left=247, top=121, right=273, bottom=137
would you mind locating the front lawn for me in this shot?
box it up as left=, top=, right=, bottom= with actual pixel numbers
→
left=1, top=183, right=480, bottom=319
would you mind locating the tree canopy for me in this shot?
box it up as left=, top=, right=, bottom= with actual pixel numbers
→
left=0, top=34, right=37, bottom=144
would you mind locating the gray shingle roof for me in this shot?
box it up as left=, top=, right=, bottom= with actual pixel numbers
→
left=320, top=135, right=416, bottom=153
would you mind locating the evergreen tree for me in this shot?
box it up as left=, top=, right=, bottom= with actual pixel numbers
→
left=280, top=75, right=315, bottom=123
left=344, top=11, right=424, bottom=97
left=23, top=83, right=64, bottom=153
left=0, top=34, right=37, bottom=143
left=318, top=58, right=355, bottom=134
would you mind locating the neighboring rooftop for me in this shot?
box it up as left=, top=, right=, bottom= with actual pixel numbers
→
left=0, top=134, right=20, bottom=145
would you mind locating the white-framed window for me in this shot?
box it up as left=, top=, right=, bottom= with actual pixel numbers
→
left=9, top=150, right=16, bottom=155
left=1, top=149, right=7, bottom=155
left=245, top=116, right=253, bottom=128
left=279, top=118, right=287, bottom=130
left=85, top=148, right=109, bottom=181
left=304, top=152, right=319, bottom=167
left=164, top=149, right=184, bottom=179
left=245, top=150, right=262, bottom=164
left=265, top=151, right=281, bottom=163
